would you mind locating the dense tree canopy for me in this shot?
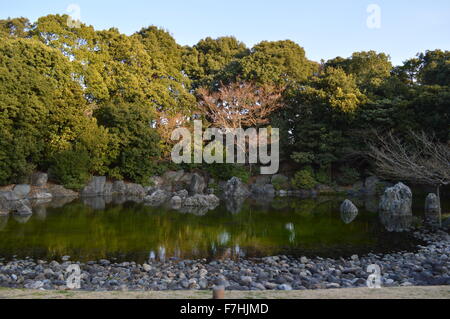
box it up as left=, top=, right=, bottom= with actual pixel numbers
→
left=0, top=14, right=448, bottom=187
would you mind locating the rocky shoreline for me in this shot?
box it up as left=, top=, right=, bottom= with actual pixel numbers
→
left=0, top=228, right=448, bottom=292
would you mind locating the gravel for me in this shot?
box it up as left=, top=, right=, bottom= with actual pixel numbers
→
left=0, top=228, right=448, bottom=292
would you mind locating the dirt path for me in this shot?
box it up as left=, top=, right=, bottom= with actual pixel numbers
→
left=0, top=286, right=448, bottom=299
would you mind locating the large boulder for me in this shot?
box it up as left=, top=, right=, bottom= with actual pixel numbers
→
left=173, top=189, right=189, bottom=200
left=81, top=176, right=106, bottom=197
left=47, top=184, right=79, bottom=198
left=184, top=194, right=220, bottom=207
left=0, top=191, right=19, bottom=202
left=189, top=174, right=206, bottom=195
left=224, top=177, right=250, bottom=198
left=31, top=172, right=48, bottom=187
left=379, top=182, right=412, bottom=216
left=144, top=190, right=171, bottom=206
left=424, top=193, right=441, bottom=220
left=126, top=183, right=146, bottom=197
left=27, top=189, right=53, bottom=201
left=13, top=184, right=31, bottom=199
left=170, top=196, right=183, bottom=209
left=112, top=181, right=127, bottom=195
left=340, top=200, right=359, bottom=224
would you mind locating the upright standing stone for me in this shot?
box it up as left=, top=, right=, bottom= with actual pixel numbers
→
left=189, top=174, right=206, bottom=195
left=81, top=176, right=106, bottom=196
left=379, top=182, right=412, bottom=216
left=425, top=193, right=441, bottom=221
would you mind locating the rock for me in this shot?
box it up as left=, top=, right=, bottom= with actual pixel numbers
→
left=163, top=170, right=185, bottom=183
left=82, top=176, right=106, bottom=196
left=13, top=184, right=31, bottom=199
left=31, top=172, right=48, bottom=187
left=173, top=190, right=189, bottom=200
left=379, top=182, right=412, bottom=216
left=47, top=184, right=79, bottom=198
left=170, top=196, right=183, bottom=209
left=224, top=177, right=250, bottom=198
left=103, top=182, right=113, bottom=196
left=277, top=284, right=292, bottom=291
left=364, top=176, right=380, bottom=196
left=254, top=175, right=272, bottom=186
left=425, top=193, right=441, bottom=219
left=0, top=191, right=19, bottom=202
left=27, top=189, right=53, bottom=201
left=144, top=190, right=171, bottom=206
left=189, top=174, right=206, bottom=195
left=149, top=176, right=165, bottom=189
left=15, top=201, right=32, bottom=216
left=340, top=200, right=359, bottom=224
left=112, top=181, right=127, bottom=195
left=126, top=183, right=146, bottom=197
left=250, top=184, right=275, bottom=197
left=315, top=184, right=335, bottom=195
left=184, top=194, right=220, bottom=207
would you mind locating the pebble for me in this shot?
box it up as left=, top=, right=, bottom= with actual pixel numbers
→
left=0, top=229, right=448, bottom=292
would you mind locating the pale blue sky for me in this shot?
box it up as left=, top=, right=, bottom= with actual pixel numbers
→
left=1, top=0, right=449, bottom=65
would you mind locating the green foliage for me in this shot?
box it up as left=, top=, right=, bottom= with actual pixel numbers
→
left=50, top=150, right=91, bottom=190
left=94, top=102, right=161, bottom=185
left=271, top=175, right=291, bottom=191
left=0, top=14, right=448, bottom=188
left=205, top=164, right=250, bottom=183
left=336, top=166, right=361, bottom=186
left=291, top=170, right=318, bottom=190
left=315, top=167, right=332, bottom=185
left=238, top=40, right=317, bottom=85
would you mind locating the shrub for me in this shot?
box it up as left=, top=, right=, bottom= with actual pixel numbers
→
left=271, top=175, right=291, bottom=190
left=336, top=165, right=360, bottom=186
left=205, top=164, right=250, bottom=183
left=291, top=169, right=317, bottom=190
left=50, top=149, right=91, bottom=190
left=315, top=166, right=332, bottom=185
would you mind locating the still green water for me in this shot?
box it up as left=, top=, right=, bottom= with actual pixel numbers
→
left=0, top=195, right=443, bottom=263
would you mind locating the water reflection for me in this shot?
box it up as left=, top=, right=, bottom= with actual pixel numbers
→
left=379, top=213, right=413, bottom=232
left=341, top=209, right=358, bottom=224
left=0, top=195, right=437, bottom=262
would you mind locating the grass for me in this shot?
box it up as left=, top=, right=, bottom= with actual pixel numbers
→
left=0, top=286, right=448, bottom=299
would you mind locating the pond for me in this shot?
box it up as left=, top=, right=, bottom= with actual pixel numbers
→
left=0, top=195, right=447, bottom=264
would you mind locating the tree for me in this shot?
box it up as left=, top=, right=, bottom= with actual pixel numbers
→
left=94, top=102, right=161, bottom=184
left=326, top=51, right=392, bottom=95
left=197, top=82, right=283, bottom=130
left=0, top=37, right=111, bottom=184
left=0, top=17, right=32, bottom=38
left=182, top=36, right=249, bottom=89
left=370, top=131, right=450, bottom=220
left=238, top=40, right=318, bottom=85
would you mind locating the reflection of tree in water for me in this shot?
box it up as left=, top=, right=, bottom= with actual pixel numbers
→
left=0, top=215, right=8, bottom=231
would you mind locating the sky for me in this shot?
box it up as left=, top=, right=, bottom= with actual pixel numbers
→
left=0, top=0, right=449, bottom=65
